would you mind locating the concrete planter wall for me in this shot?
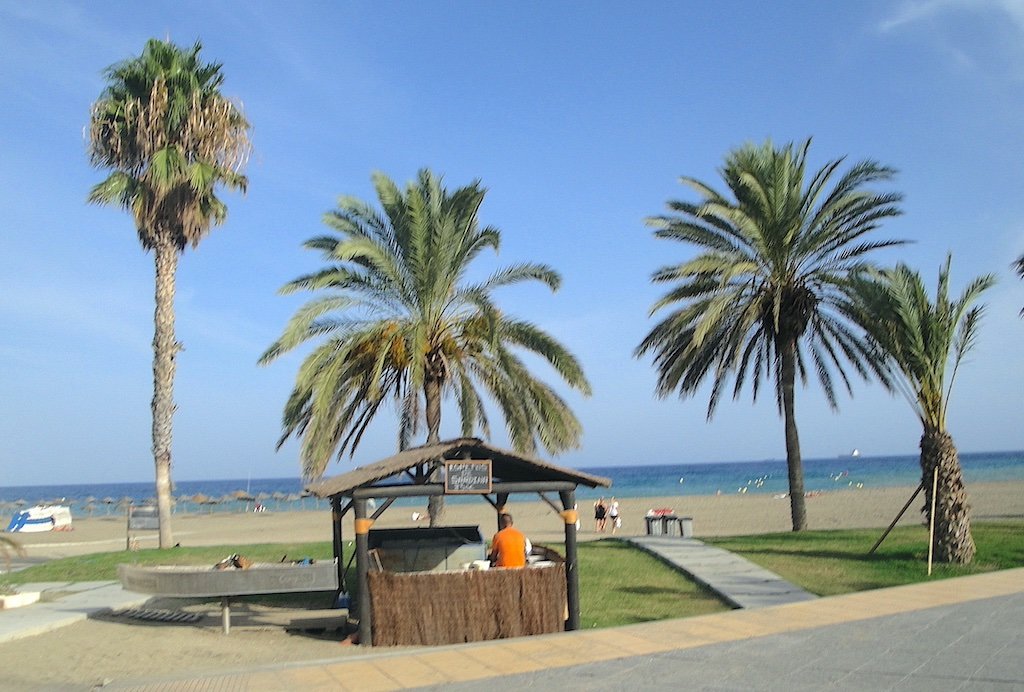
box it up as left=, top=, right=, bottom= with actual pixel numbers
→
left=0, top=590, right=41, bottom=609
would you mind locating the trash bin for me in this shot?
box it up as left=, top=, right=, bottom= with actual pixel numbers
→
left=663, top=515, right=680, bottom=535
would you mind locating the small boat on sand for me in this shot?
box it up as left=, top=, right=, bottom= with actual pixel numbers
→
left=5, top=505, right=73, bottom=532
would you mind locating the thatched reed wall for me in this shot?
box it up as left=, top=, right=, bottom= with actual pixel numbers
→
left=368, top=565, right=566, bottom=646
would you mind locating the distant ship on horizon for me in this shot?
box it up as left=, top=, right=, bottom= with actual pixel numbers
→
left=839, top=449, right=861, bottom=459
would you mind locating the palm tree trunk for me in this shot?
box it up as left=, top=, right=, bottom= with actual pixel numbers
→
left=920, top=428, right=975, bottom=564
left=424, top=375, right=445, bottom=527
left=152, top=238, right=178, bottom=548
left=780, top=337, right=807, bottom=531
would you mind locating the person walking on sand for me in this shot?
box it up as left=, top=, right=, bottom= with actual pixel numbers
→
left=488, top=513, right=528, bottom=568
left=594, top=497, right=607, bottom=532
left=609, top=497, right=620, bottom=534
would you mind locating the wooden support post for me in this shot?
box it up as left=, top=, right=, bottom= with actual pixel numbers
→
left=559, top=489, right=580, bottom=631
left=354, top=498, right=373, bottom=645
left=331, top=497, right=345, bottom=595
left=496, top=492, right=509, bottom=532
left=221, top=597, right=231, bottom=635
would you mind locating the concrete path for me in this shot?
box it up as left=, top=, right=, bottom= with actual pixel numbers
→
left=100, top=568, right=1024, bottom=690
left=0, top=581, right=149, bottom=643
left=628, top=536, right=818, bottom=608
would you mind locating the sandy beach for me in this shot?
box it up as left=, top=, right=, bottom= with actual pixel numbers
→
left=4, top=481, right=1022, bottom=688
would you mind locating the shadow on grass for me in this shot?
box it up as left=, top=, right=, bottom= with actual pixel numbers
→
left=617, top=585, right=688, bottom=596
left=713, top=546, right=923, bottom=562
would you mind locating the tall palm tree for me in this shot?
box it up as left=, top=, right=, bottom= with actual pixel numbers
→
left=850, top=258, right=995, bottom=563
left=260, top=169, right=590, bottom=523
left=1, top=535, right=24, bottom=575
left=87, top=39, right=250, bottom=548
left=636, top=139, right=903, bottom=531
left=1015, top=253, right=1024, bottom=316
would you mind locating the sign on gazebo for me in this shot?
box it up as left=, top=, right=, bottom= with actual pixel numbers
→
left=444, top=459, right=492, bottom=494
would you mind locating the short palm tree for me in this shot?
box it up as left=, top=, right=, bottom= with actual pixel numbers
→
left=636, top=139, right=903, bottom=531
left=850, top=257, right=995, bottom=563
left=260, top=169, right=590, bottom=523
left=88, top=39, right=250, bottom=548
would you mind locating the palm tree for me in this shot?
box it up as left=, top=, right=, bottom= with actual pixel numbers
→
left=1015, top=253, right=1024, bottom=315
left=850, top=258, right=995, bottom=563
left=87, top=39, right=250, bottom=548
left=636, top=139, right=903, bottom=531
left=1, top=535, right=25, bottom=575
left=260, top=169, right=590, bottom=523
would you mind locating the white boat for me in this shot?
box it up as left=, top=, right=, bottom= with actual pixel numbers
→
left=5, top=505, right=73, bottom=532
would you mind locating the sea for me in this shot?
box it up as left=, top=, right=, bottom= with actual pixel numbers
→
left=2, top=450, right=1022, bottom=518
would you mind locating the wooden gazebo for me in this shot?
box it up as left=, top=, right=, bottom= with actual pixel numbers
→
left=306, top=437, right=611, bottom=645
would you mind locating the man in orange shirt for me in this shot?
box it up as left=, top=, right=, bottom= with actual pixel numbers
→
left=488, top=513, right=528, bottom=568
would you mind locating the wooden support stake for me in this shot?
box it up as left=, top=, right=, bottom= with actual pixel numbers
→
left=927, top=467, right=938, bottom=576
left=869, top=483, right=924, bottom=555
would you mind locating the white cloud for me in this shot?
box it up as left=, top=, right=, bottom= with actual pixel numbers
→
left=880, top=0, right=1024, bottom=34
left=877, top=0, right=1024, bottom=78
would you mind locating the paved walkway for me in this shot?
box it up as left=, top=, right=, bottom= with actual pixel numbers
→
left=627, top=536, right=818, bottom=608
left=0, top=581, right=149, bottom=643
left=98, top=568, right=1024, bottom=690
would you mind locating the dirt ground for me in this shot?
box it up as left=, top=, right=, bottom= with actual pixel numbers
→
left=3, top=599, right=389, bottom=690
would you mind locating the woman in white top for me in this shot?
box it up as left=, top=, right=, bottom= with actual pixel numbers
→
left=609, top=497, right=620, bottom=534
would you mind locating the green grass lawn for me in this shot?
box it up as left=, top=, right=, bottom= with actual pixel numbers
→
left=575, top=539, right=728, bottom=628
left=6, top=521, right=1021, bottom=628
left=5, top=539, right=729, bottom=627
left=705, top=520, right=1024, bottom=596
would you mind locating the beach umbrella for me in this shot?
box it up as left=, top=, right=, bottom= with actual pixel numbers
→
left=234, top=490, right=255, bottom=513
left=84, top=503, right=96, bottom=517
left=102, top=497, right=116, bottom=515
left=84, top=496, right=96, bottom=505
left=271, top=491, right=286, bottom=510
left=198, top=495, right=220, bottom=514
left=15, top=499, right=27, bottom=508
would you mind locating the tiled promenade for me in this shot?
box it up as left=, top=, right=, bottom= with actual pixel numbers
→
left=102, top=568, right=1024, bottom=691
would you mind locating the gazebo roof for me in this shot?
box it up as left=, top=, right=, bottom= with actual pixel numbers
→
left=306, top=437, right=611, bottom=498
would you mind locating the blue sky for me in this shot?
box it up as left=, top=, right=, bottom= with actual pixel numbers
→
left=1, top=1, right=1022, bottom=486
